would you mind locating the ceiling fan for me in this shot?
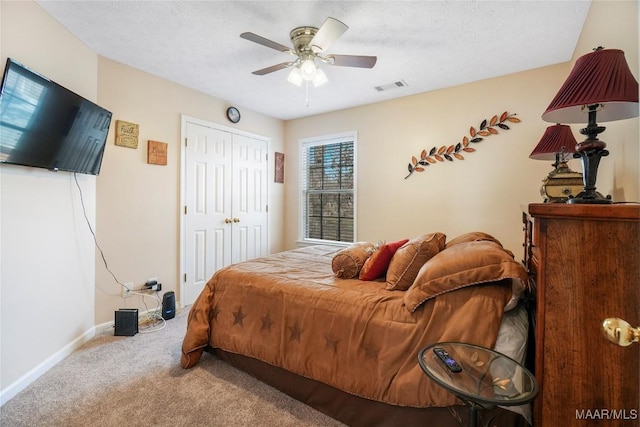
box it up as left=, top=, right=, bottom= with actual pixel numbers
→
left=240, top=17, right=377, bottom=88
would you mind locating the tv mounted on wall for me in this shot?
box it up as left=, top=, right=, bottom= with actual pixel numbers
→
left=0, top=58, right=113, bottom=175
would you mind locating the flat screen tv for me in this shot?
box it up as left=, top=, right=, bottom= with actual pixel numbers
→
left=0, top=58, right=112, bottom=175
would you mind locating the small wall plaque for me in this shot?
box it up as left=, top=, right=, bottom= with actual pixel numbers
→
left=274, top=152, right=284, bottom=183
left=147, top=140, right=168, bottom=165
left=115, top=120, right=139, bottom=149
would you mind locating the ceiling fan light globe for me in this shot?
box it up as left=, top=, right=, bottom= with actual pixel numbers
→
left=300, top=59, right=317, bottom=81
left=287, top=67, right=303, bottom=87
left=312, top=68, right=329, bottom=88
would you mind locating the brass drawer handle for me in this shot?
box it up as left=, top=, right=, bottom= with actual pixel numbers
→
left=602, top=318, right=640, bottom=347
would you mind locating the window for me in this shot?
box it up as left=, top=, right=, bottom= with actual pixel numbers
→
left=300, top=132, right=356, bottom=244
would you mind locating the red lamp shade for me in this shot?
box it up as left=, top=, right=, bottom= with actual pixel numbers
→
left=542, top=48, right=639, bottom=123
left=530, top=124, right=578, bottom=161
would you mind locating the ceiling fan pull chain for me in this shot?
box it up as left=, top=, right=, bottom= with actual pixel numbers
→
left=305, top=81, right=310, bottom=107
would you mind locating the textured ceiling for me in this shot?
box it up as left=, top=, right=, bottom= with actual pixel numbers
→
left=35, top=1, right=592, bottom=120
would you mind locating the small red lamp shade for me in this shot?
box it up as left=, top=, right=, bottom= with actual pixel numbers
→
left=530, top=124, right=578, bottom=161
left=530, top=124, right=583, bottom=203
left=542, top=48, right=639, bottom=123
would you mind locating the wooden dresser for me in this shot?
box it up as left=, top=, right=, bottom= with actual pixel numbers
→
left=522, top=203, right=640, bottom=426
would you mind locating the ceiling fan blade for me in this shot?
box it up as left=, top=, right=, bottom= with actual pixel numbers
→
left=240, top=32, right=292, bottom=53
left=328, top=54, right=377, bottom=68
left=310, top=17, right=348, bottom=53
left=251, top=62, right=293, bottom=75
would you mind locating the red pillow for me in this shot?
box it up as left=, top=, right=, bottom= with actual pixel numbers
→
left=359, top=239, right=409, bottom=281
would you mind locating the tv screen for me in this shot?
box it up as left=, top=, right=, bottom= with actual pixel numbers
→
left=0, top=58, right=112, bottom=175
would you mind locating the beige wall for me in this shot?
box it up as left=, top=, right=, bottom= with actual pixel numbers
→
left=1, top=0, right=98, bottom=402
left=95, top=59, right=284, bottom=325
left=283, top=0, right=639, bottom=256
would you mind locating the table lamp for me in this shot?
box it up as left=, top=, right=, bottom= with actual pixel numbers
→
left=541, top=47, right=639, bottom=204
left=530, top=124, right=583, bottom=203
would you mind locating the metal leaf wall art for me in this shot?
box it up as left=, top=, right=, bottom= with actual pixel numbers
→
left=405, top=111, right=521, bottom=179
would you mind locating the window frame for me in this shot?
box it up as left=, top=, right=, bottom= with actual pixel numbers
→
left=298, top=131, right=357, bottom=247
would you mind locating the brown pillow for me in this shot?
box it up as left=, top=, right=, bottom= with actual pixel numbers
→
left=404, top=240, right=528, bottom=313
left=385, top=232, right=446, bottom=291
left=331, top=242, right=374, bottom=279
left=446, top=231, right=503, bottom=248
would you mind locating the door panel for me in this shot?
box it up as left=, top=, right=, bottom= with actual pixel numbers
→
left=183, top=123, right=232, bottom=305
left=231, top=134, right=268, bottom=264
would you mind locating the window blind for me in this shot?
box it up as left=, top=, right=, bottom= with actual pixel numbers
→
left=300, top=136, right=355, bottom=243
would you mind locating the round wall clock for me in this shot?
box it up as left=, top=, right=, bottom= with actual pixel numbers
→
left=226, top=107, right=241, bottom=123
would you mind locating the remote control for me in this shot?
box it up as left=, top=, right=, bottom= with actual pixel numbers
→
left=433, top=347, right=462, bottom=373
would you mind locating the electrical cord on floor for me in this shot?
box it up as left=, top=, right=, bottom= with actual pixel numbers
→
left=128, top=288, right=166, bottom=333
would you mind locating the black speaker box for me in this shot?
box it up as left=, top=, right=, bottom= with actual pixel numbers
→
left=114, top=308, right=138, bottom=336
left=162, top=291, right=176, bottom=320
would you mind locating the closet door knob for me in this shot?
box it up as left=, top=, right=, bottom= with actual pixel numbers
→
left=224, top=218, right=233, bottom=224
left=233, top=217, right=240, bottom=223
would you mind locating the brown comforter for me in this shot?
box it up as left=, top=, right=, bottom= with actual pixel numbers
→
left=181, top=245, right=521, bottom=408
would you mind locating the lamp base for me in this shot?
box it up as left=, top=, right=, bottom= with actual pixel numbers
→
left=567, top=191, right=612, bottom=204
left=540, top=166, right=584, bottom=203
left=569, top=129, right=612, bottom=204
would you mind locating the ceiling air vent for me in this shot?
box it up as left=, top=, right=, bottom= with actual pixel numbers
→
left=374, top=80, right=408, bottom=92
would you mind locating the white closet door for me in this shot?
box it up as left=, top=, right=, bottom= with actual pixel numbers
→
left=183, top=122, right=232, bottom=306
left=182, top=118, right=269, bottom=306
left=231, top=134, right=268, bottom=263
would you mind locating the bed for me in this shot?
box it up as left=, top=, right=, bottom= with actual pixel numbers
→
left=181, top=232, right=531, bottom=426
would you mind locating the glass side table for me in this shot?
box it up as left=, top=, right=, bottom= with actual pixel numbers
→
left=418, top=342, right=538, bottom=427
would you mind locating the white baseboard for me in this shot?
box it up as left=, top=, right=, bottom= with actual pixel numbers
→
left=0, top=326, right=96, bottom=406
left=95, top=319, right=115, bottom=335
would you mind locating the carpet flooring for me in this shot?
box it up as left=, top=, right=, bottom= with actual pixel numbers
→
left=1, top=308, right=345, bottom=426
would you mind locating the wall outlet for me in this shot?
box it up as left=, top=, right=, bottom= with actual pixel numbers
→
left=143, top=277, right=161, bottom=291
left=122, top=282, right=133, bottom=298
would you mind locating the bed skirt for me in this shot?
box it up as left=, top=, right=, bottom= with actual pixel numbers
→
left=210, top=348, right=528, bottom=427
